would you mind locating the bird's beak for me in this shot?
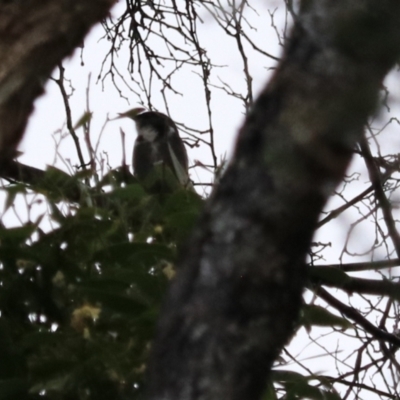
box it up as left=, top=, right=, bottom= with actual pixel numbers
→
left=115, top=107, right=146, bottom=120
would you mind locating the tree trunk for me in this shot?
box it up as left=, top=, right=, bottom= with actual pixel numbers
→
left=147, top=2, right=400, bottom=399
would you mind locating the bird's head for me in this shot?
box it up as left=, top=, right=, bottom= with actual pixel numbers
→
left=117, top=107, right=146, bottom=121
left=117, top=108, right=174, bottom=143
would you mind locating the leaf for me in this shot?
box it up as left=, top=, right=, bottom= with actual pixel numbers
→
left=272, top=370, right=306, bottom=383
left=285, top=381, right=337, bottom=400
left=21, top=332, right=69, bottom=349
left=272, top=370, right=341, bottom=400
left=73, top=111, right=93, bottom=129
left=34, top=166, right=84, bottom=202
left=0, top=224, right=36, bottom=244
left=0, top=378, right=28, bottom=400
left=107, top=184, right=147, bottom=203
left=164, top=209, right=199, bottom=242
left=49, top=201, right=66, bottom=223
left=94, top=242, right=175, bottom=268
left=163, top=189, right=204, bottom=215
left=301, top=304, right=352, bottom=331
left=308, top=266, right=351, bottom=286
left=96, top=167, right=136, bottom=189
left=44, top=166, right=74, bottom=185
left=162, top=189, right=204, bottom=241
left=261, top=382, right=278, bottom=400
left=81, top=288, right=149, bottom=315
left=89, top=265, right=168, bottom=302
left=0, top=320, right=24, bottom=379
left=1, top=184, right=26, bottom=212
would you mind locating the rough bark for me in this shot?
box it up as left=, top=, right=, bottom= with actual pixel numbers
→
left=0, top=0, right=116, bottom=161
left=147, top=2, right=400, bottom=400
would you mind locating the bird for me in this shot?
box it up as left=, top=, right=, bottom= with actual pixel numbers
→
left=117, top=108, right=191, bottom=189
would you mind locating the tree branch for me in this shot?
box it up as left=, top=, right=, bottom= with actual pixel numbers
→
left=314, top=287, right=400, bottom=348
left=309, top=265, right=400, bottom=300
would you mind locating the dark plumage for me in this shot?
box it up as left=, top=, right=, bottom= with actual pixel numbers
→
left=118, top=108, right=191, bottom=188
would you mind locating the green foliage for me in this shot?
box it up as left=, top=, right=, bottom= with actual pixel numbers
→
left=301, top=304, right=352, bottom=332
left=308, top=266, right=351, bottom=287
left=271, top=371, right=341, bottom=400
left=0, top=165, right=356, bottom=400
left=73, top=112, right=93, bottom=130
left=0, top=168, right=204, bottom=400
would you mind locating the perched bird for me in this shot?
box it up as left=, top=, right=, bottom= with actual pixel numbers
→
left=118, top=108, right=191, bottom=188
